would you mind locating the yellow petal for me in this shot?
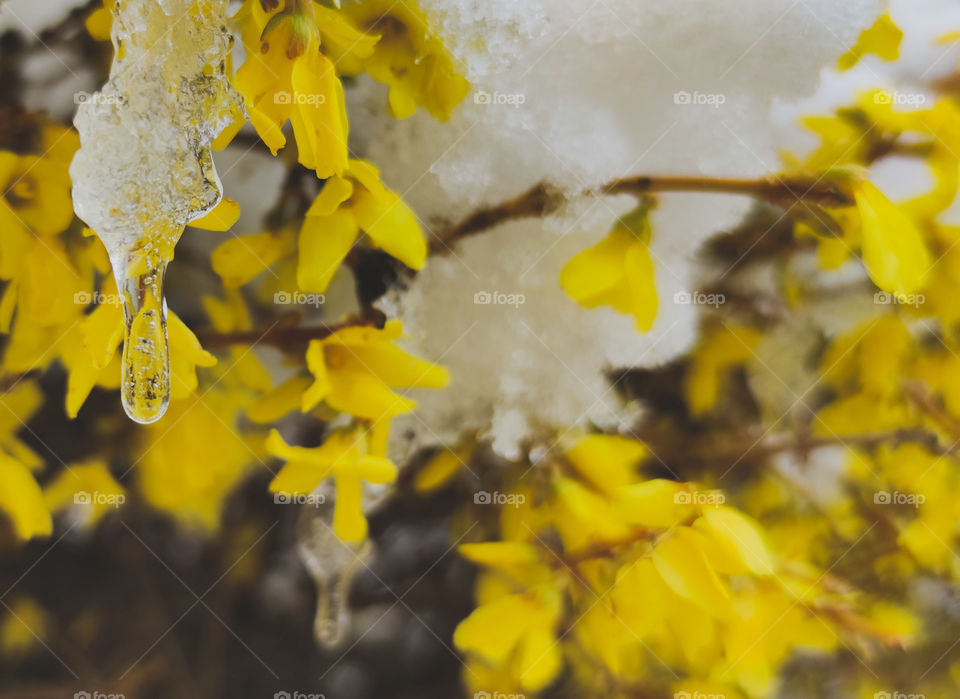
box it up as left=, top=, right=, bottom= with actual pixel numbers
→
left=332, top=473, right=368, bottom=542
left=297, top=210, right=359, bottom=293
left=307, top=176, right=354, bottom=217
left=624, top=240, right=657, bottom=331
left=168, top=311, right=217, bottom=368
left=559, top=228, right=633, bottom=307
left=290, top=52, right=349, bottom=177
left=211, top=231, right=294, bottom=288
left=248, top=375, right=313, bottom=423
left=565, top=434, right=646, bottom=494
left=617, top=479, right=688, bottom=528
left=302, top=341, right=333, bottom=412
left=190, top=198, right=241, bottom=231
left=352, top=188, right=427, bottom=270
left=0, top=455, right=52, bottom=540
left=453, top=593, right=535, bottom=664
left=43, top=460, right=126, bottom=526
left=86, top=6, right=113, bottom=40
left=695, top=507, right=773, bottom=576
left=325, top=369, right=416, bottom=420
left=837, top=12, right=903, bottom=71
left=855, top=181, right=930, bottom=297
left=651, top=527, right=730, bottom=616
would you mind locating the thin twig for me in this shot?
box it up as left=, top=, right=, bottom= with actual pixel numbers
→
left=432, top=174, right=854, bottom=251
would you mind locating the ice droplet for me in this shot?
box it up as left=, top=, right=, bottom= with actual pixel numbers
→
left=70, top=0, right=243, bottom=423
left=297, top=505, right=372, bottom=649
left=119, top=250, right=169, bottom=423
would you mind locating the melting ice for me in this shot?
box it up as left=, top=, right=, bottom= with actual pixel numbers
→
left=70, top=0, right=242, bottom=423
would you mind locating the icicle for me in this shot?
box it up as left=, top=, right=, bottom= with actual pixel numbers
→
left=117, top=245, right=170, bottom=423
left=70, top=0, right=242, bottom=423
left=297, top=504, right=372, bottom=649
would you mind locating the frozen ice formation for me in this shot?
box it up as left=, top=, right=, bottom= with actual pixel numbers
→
left=70, top=0, right=241, bottom=423
left=350, top=0, right=883, bottom=459
left=297, top=504, right=372, bottom=649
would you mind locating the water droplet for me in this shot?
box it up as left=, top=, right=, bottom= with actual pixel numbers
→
left=116, top=246, right=172, bottom=424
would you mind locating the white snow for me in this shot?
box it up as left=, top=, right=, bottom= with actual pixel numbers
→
left=354, top=0, right=885, bottom=459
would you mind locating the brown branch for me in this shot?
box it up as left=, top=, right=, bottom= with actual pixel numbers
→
left=558, top=529, right=660, bottom=567
left=432, top=174, right=855, bottom=252
left=638, top=426, right=950, bottom=471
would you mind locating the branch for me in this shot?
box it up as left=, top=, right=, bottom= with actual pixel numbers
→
left=432, top=174, right=854, bottom=251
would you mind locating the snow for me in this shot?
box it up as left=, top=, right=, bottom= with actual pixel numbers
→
left=353, top=0, right=884, bottom=459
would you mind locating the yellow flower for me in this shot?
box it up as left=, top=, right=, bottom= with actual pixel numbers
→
left=298, top=159, right=427, bottom=292
left=560, top=204, right=658, bottom=332
left=0, top=151, right=74, bottom=280
left=563, top=434, right=646, bottom=495
left=301, top=319, right=449, bottom=420
left=136, top=388, right=263, bottom=531
left=455, top=543, right=563, bottom=691
left=684, top=323, right=761, bottom=417
left=267, top=426, right=396, bottom=542
left=0, top=453, right=51, bottom=541
left=43, top=460, right=127, bottom=528
left=233, top=2, right=352, bottom=177
left=0, top=380, right=44, bottom=470
left=837, top=12, right=903, bottom=71
left=342, top=0, right=468, bottom=120
left=0, top=379, right=50, bottom=541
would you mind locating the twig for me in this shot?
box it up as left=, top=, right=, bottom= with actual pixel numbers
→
left=432, top=174, right=854, bottom=251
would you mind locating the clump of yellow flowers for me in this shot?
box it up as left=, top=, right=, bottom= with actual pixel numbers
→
left=6, top=4, right=960, bottom=698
